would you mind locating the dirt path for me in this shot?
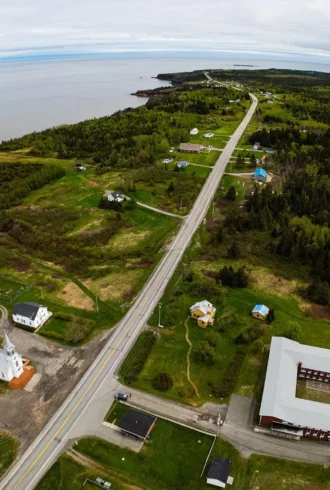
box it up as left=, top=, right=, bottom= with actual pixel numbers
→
left=184, top=318, right=200, bottom=399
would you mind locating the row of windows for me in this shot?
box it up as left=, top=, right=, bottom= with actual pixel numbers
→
left=300, top=368, right=330, bottom=376
left=299, top=374, right=330, bottom=381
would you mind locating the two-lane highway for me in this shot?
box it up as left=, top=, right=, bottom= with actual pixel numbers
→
left=0, top=93, right=258, bottom=490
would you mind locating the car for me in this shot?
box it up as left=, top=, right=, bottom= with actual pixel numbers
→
left=114, top=392, right=128, bottom=401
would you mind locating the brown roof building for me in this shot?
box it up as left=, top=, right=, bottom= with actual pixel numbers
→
left=179, top=143, right=203, bottom=153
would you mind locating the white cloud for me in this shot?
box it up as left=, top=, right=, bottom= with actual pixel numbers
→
left=1, top=0, right=330, bottom=60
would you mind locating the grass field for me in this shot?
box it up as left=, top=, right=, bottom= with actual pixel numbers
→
left=0, top=432, right=19, bottom=479
left=35, top=428, right=330, bottom=490
left=105, top=401, right=130, bottom=424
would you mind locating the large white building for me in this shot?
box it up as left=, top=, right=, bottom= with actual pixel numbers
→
left=259, top=337, right=330, bottom=440
left=0, top=331, right=24, bottom=382
left=12, top=302, right=52, bottom=329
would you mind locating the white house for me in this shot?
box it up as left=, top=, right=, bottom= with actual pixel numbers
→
left=207, top=457, right=233, bottom=488
left=204, top=133, right=214, bottom=138
left=108, top=191, right=125, bottom=203
left=12, top=302, right=52, bottom=329
left=0, top=331, right=24, bottom=382
left=190, top=128, right=198, bottom=135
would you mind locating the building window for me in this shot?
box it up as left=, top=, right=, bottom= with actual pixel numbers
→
left=313, top=431, right=318, bottom=437
left=306, top=430, right=311, bottom=436
left=320, top=372, right=324, bottom=376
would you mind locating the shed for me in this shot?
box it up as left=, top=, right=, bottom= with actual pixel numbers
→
left=176, top=161, right=189, bottom=169
left=252, top=304, right=269, bottom=321
left=254, top=168, right=267, bottom=182
left=206, top=457, right=233, bottom=488
left=190, top=128, right=199, bottom=135
left=119, top=409, right=156, bottom=441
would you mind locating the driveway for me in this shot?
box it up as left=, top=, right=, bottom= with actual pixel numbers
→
left=221, top=394, right=330, bottom=464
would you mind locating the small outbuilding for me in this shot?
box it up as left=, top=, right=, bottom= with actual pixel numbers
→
left=119, top=409, right=157, bottom=441
left=108, top=191, right=125, bottom=203
left=253, top=142, right=261, bottom=150
left=254, top=168, right=267, bottom=182
left=176, top=161, right=190, bottom=169
left=252, top=304, right=269, bottom=321
left=204, top=133, right=214, bottom=138
left=206, top=457, right=233, bottom=488
left=190, top=128, right=199, bottom=135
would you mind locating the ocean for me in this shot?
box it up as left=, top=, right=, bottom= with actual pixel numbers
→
left=1, top=53, right=330, bottom=141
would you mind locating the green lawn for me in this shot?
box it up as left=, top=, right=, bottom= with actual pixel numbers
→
left=35, top=428, right=330, bottom=490
left=0, top=432, right=19, bottom=479
left=105, top=401, right=130, bottom=424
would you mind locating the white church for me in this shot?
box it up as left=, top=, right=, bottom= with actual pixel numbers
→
left=0, top=331, right=24, bottom=382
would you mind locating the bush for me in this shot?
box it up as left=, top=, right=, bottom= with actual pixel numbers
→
left=212, top=347, right=247, bottom=398
left=306, top=278, right=329, bottom=305
left=54, top=312, right=72, bottom=321
left=218, top=266, right=248, bottom=288
left=65, top=317, right=95, bottom=344
left=122, top=332, right=156, bottom=384
left=225, top=185, right=236, bottom=201
left=235, top=327, right=262, bottom=345
left=266, top=308, right=275, bottom=323
left=227, top=242, right=241, bottom=259
left=283, top=321, right=302, bottom=341
left=205, top=331, right=218, bottom=347
left=194, top=340, right=216, bottom=365
left=152, top=372, right=173, bottom=391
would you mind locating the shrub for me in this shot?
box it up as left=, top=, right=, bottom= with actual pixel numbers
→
left=194, top=340, right=216, bottom=365
left=152, top=372, right=173, bottom=391
left=212, top=347, right=247, bottom=398
left=225, top=185, right=236, bottom=201
left=306, top=279, right=329, bottom=305
left=65, top=317, right=95, bottom=344
left=235, top=327, right=262, bottom=345
left=122, top=331, right=156, bottom=384
left=227, top=242, right=241, bottom=259
left=205, top=331, right=218, bottom=347
left=283, top=321, right=302, bottom=341
left=266, top=308, right=275, bottom=323
left=54, top=312, right=72, bottom=321
left=218, top=265, right=248, bottom=288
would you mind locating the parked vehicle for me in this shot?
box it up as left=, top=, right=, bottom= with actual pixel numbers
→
left=114, top=392, right=128, bottom=401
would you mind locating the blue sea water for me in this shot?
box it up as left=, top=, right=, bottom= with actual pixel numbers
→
left=1, top=52, right=329, bottom=141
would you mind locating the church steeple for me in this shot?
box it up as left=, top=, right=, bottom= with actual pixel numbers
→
left=4, top=330, right=15, bottom=355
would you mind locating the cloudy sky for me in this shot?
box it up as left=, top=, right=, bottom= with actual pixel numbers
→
left=1, top=0, right=330, bottom=61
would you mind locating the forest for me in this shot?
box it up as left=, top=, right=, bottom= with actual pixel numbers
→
left=0, top=86, right=248, bottom=169
left=0, top=162, right=65, bottom=210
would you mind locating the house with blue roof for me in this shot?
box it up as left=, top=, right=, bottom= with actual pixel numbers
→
left=254, top=168, right=267, bottom=182
left=252, top=304, right=269, bottom=321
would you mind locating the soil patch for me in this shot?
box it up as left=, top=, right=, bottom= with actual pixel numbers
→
left=250, top=269, right=299, bottom=296
left=57, top=282, right=95, bottom=311
left=84, top=270, right=144, bottom=302
left=88, top=180, right=99, bottom=187
left=305, top=304, right=330, bottom=321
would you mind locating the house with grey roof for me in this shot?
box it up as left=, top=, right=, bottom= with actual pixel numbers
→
left=206, top=457, right=233, bottom=488
left=12, top=302, right=52, bottom=329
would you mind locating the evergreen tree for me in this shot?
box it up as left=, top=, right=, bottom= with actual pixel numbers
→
left=227, top=242, right=241, bottom=259
left=226, top=186, right=236, bottom=201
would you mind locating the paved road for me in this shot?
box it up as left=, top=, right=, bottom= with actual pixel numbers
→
left=0, top=94, right=258, bottom=490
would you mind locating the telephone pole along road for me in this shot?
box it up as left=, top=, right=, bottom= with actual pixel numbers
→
left=0, top=94, right=258, bottom=490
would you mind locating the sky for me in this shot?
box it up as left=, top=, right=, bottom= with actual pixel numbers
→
left=1, top=0, right=330, bottom=62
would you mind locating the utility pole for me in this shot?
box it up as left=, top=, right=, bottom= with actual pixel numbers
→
left=158, top=303, right=162, bottom=328
left=249, top=470, right=259, bottom=488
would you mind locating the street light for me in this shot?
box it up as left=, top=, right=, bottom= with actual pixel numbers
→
left=249, top=470, right=259, bottom=488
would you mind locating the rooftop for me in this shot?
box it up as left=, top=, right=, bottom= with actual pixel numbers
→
left=207, top=457, right=232, bottom=484
left=12, top=302, right=43, bottom=320
left=119, top=409, right=156, bottom=439
left=260, top=337, right=330, bottom=431
left=252, top=304, right=269, bottom=316
left=254, top=168, right=267, bottom=178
